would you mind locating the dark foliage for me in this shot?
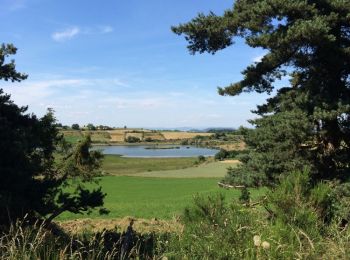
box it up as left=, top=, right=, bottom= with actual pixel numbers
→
left=125, top=136, right=141, bottom=143
left=173, top=0, right=350, bottom=185
left=0, top=43, right=106, bottom=226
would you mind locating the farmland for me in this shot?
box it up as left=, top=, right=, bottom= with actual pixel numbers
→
left=61, top=128, right=246, bottom=153
left=55, top=134, right=245, bottom=225
left=61, top=128, right=215, bottom=143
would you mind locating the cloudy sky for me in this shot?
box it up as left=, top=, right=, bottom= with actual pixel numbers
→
left=0, top=0, right=272, bottom=128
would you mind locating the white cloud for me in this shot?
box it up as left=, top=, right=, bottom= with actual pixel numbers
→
left=52, top=27, right=80, bottom=42
left=52, top=25, right=113, bottom=42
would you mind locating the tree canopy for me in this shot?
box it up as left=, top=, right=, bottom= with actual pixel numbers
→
left=0, top=44, right=106, bottom=225
left=173, top=0, right=350, bottom=184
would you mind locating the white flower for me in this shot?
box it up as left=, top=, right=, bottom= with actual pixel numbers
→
left=261, top=241, right=270, bottom=250
left=253, top=235, right=261, bottom=247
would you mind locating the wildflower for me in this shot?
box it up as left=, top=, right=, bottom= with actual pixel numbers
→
left=261, top=241, right=270, bottom=250
left=253, top=235, right=261, bottom=247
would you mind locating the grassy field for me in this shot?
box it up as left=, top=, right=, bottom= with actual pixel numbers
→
left=58, top=155, right=245, bottom=223
left=102, top=155, right=198, bottom=175
left=58, top=176, right=265, bottom=221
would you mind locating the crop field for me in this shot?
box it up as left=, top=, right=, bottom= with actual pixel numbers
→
left=62, top=129, right=217, bottom=143
left=62, top=130, right=111, bottom=143
left=161, top=131, right=213, bottom=140
left=58, top=175, right=264, bottom=221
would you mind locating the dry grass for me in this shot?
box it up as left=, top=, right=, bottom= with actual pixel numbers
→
left=109, top=133, right=124, bottom=142
left=161, top=131, right=213, bottom=140
left=217, top=141, right=246, bottom=151
left=58, top=217, right=182, bottom=234
left=108, top=129, right=166, bottom=142
left=143, top=132, right=165, bottom=140
left=220, top=159, right=241, bottom=164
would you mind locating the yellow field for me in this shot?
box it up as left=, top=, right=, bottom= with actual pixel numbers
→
left=143, top=132, right=166, bottom=140
left=217, top=142, right=246, bottom=151
left=64, top=129, right=215, bottom=143
left=161, top=131, right=213, bottom=140
left=109, top=132, right=124, bottom=142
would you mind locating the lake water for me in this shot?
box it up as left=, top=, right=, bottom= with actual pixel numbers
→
left=92, top=145, right=218, bottom=158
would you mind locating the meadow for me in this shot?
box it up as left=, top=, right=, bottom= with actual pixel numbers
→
left=57, top=156, right=248, bottom=221
left=58, top=175, right=264, bottom=221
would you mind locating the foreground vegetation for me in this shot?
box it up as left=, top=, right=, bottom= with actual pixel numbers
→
left=2, top=172, right=350, bottom=259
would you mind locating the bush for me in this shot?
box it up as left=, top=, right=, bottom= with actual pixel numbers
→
left=71, top=123, right=80, bottom=130
left=166, top=194, right=259, bottom=259
left=214, top=149, right=228, bottom=160
left=239, top=187, right=250, bottom=204
left=223, top=166, right=265, bottom=187
left=125, top=136, right=141, bottom=143
left=197, top=155, right=206, bottom=163
left=163, top=170, right=350, bottom=259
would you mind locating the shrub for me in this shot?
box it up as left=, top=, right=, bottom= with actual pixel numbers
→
left=214, top=149, right=228, bottom=160
left=239, top=187, right=250, bottom=204
left=72, top=123, right=80, bottom=130
left=166, top=194, right=259, bottom=259
left=197, top=155, right=206, bottom=163
left=223, top=166, right=265, bottom=187
left=125, top=136, right=141, bottom=143
left=163, top=170, right=349, bottom=259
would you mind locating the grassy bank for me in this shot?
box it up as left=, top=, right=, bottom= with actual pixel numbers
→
left=102, top=155, right=198, bottom=175
left=131, top=161, right=239, bottom=178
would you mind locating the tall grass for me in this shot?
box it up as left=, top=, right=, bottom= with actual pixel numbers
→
left=0, top=218, right=167, bottom=259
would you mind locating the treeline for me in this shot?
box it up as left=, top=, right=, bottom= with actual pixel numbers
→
left=56, top=123, right=115, bottom=130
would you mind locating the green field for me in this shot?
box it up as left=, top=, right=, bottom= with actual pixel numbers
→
left=58, top=156, right=248, bottom=221
left=102, top=155, right=198, bottom=175
left=58, top=176, right=264, bottom=220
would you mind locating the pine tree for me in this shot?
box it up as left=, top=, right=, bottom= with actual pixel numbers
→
left=173, top=1, right=350, bottom=184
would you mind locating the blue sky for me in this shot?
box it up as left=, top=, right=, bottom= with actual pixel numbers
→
left=0, top=0, right=271, bottom=128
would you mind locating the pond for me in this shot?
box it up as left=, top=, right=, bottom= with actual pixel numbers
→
left=92, top=145, right=218, bottom=158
